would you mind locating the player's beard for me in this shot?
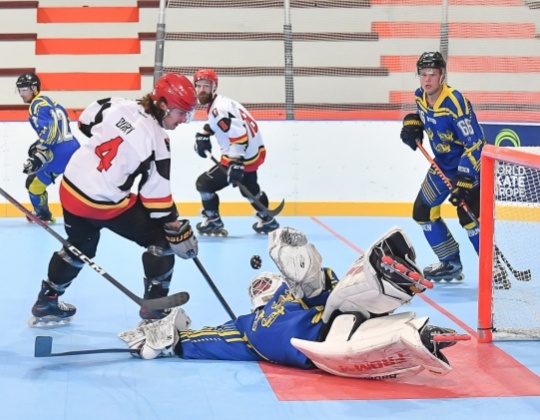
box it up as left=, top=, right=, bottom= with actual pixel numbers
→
left=198, top=92, right=212, bottom=105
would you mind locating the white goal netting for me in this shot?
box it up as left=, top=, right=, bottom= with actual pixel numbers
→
left=154, top=0, right=540, bottom=121
left=490, top=146, right=540, bottom=340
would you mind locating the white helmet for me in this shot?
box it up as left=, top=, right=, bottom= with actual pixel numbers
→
left=248, top=272, right=285, bottom=310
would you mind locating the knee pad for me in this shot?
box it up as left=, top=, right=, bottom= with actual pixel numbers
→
left=412, top=194, right=442, bottom=224
left=26, top=175, right=48, bottom=195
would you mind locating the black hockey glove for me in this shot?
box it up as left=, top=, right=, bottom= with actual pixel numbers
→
left=449, top=174, right=476, bottom=207
left=164, top=219, right=198, bottom=260
left=400, top=113, right=424, bottom=151
left=227, top=160, right=244, bottom=186
left=23, top=149, right=53, bottom=175
left=194, top=132, right=212, bottom=158
left=28, top=139, right=41, bottom=157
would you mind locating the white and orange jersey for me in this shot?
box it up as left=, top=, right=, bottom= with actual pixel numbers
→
left=60, top=98, right=177, bottom=221
left=205, top=94, right=265, bottom=172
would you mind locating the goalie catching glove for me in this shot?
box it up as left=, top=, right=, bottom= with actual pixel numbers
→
left=164, top=219, right=198, bottom=259
left=400, top=113, right=424, bottom=151
left=268, top=227, right=325, bottom=299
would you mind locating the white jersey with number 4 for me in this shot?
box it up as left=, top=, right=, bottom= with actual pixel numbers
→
left=59, top=98, right=177, bottom=221
left=205, top=94, right=265, bottom=172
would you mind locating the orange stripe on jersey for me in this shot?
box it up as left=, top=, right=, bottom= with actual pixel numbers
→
left=139, top=193, right=175, bottom=211
left=59, top=178, right=137, bottom=220
left=221, top=146, right=266, bottom=172
left=229, top=133, right=248, bottom=145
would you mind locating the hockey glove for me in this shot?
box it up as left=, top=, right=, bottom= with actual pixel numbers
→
left=164, top=219, right=199, bottom=259
left=449, top=174, right=476, bottom=207
left=194, top=132, right=212, bottom=158
left=23, top=149, right=53, bottom=174
left=400, top=113, right=424, bottom=151
left=227, top=160, right=244, bottom=186
left=27, top=139, right=41, bottom=157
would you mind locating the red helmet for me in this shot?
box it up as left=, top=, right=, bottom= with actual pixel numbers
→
left=151, top=73, right=197, bottom=112
left=193, top=69, right=218, bottom=87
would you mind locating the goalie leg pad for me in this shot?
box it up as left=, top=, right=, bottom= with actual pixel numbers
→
left=292, top=311, right=452, bottom=379
left=268, top=227, right=324, bottom=298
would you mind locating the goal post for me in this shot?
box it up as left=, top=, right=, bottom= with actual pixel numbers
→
left=478, top=144, right=540, bottom=342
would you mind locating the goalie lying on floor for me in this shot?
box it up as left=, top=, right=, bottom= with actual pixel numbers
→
left=118, top=226, right=469, bottom=379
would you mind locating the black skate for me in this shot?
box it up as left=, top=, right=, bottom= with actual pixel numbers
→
left=252, top=212, right=279, bottom=234
left=196, top=210, right=228, bottom=236
left=423, top=258, right=464, bottom=282
left=493, top=262, right=511, bottom=290
left=420, top=325, right=471, bottom=358
left=29, top=295, right=76, bottom=327
left=26, top=207, right=56, bottom=224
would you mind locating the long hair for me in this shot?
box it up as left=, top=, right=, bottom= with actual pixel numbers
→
left=138, top=94, right=166, bottom=126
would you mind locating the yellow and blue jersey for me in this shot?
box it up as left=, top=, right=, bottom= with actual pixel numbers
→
left=415, top=84, right=485, bottom=180
left=178, top=268, right=339, bottom=369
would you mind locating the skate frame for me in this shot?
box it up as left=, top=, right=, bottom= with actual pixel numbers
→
left=415, top=142, right=531, bottom=282
left=34, top=336, right=138, bottom=357
left=0, top=186, right=189, bottom=311
left=206, top=153, right=285, bottom=218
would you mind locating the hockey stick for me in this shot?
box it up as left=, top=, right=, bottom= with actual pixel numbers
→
left=192, top=256, right=237, bottom=320
left=34, top=336, right=137, bottom=357
left=206, top=153, right=285, bottom=218
left=0, top=186, right=190, bottom=310
left=415, top=142, right=532, bottom=282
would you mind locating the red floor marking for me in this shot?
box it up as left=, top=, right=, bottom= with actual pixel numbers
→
left=261, top=339, right=540, bottom=400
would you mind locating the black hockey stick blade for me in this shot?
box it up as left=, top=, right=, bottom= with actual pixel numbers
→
left=138, top=291, right=190, bottom=310
left=495, top=246, right=532, bottom=282
left=34, top=336, right=139, bottom=357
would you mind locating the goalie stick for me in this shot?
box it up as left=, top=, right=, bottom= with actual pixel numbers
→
left=34, top=336, right=137, bottom=357
left=0, top=186, right=190, bottom=310
left=206, top=152, right=285, bottom=218
left=415, top=142, right=532, bottom=282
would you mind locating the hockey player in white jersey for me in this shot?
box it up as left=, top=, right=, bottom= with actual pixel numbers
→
left=29, top=73, right=199, bottom=327
left=120, top=226, right=469, bottom=380
left=192, top=69, right=279, bottom=235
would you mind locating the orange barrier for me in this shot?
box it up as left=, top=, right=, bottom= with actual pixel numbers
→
left=373, top=22, right=536, bottom=38
left=36, top=38, right=140, bottom=55
left=37, top=6, right=139, bottom=23
left=38, top=72, right=140, bottom=91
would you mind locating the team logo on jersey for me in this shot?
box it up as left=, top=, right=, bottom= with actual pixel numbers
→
left=217, top=117, right=231, bottom=132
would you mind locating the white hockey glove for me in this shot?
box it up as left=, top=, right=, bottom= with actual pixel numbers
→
left=118, top=307, right=191, bottom=359
left=164, top=219, right=198, bottom=259
left=268, top=227, right=325, bottom=299
left=322, top=226, right=425, bottom=323
left=291, top=311, right=453, bottom=379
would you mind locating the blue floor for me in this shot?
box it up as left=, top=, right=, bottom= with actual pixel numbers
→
left=1, top=216, right=539, bottom=419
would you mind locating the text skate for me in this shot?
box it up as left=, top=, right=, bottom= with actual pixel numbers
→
left=196, top=210, right=228, bottom=236
left=252, top=212, right=279, bottom=234
left=493, top=262, right=511, bottom=290
left=423, top=258, right=464, bottom=282
left=29, top=295, right=76, bottom=327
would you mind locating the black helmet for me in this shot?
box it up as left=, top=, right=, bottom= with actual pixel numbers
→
left=16, top=73, right=41, bottom=91
left=416, top=52, right=446, bottom=74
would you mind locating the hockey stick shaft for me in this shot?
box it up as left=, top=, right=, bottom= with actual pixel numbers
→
left=0, top=186, right=189, bottom=310
left=415, top=143, right=531, bottom=280
left=206, top=153, right=285, bottom=218
left=193, top=256, right=237, bottom=320
left=34, top=336, right=138, bottom=357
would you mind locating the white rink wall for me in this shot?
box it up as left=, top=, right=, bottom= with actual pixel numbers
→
left=0, top=120, right=429, bottom=212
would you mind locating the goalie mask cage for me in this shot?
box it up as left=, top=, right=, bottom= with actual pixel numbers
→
left=478, top=144, right=540, bottom=343
left=152, top=0, right=540, bottom=122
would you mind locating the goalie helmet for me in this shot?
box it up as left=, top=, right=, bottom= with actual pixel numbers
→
left=151, top=73, right=197, bottom=113
left=416, top=51, right=446, bottom=74
left=193, top=69, right=218, bottom=88
left=16, top=73, right=41, bottom=91
left=248, top=272, right=285, bottom=310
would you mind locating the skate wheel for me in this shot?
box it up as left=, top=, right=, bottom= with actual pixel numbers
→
left=28, top=316, right=72, bottom=328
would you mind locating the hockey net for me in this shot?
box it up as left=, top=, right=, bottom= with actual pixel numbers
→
left=154, top=1, right=540, bottom=122
left=478, top=145, right=540, bottom=342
